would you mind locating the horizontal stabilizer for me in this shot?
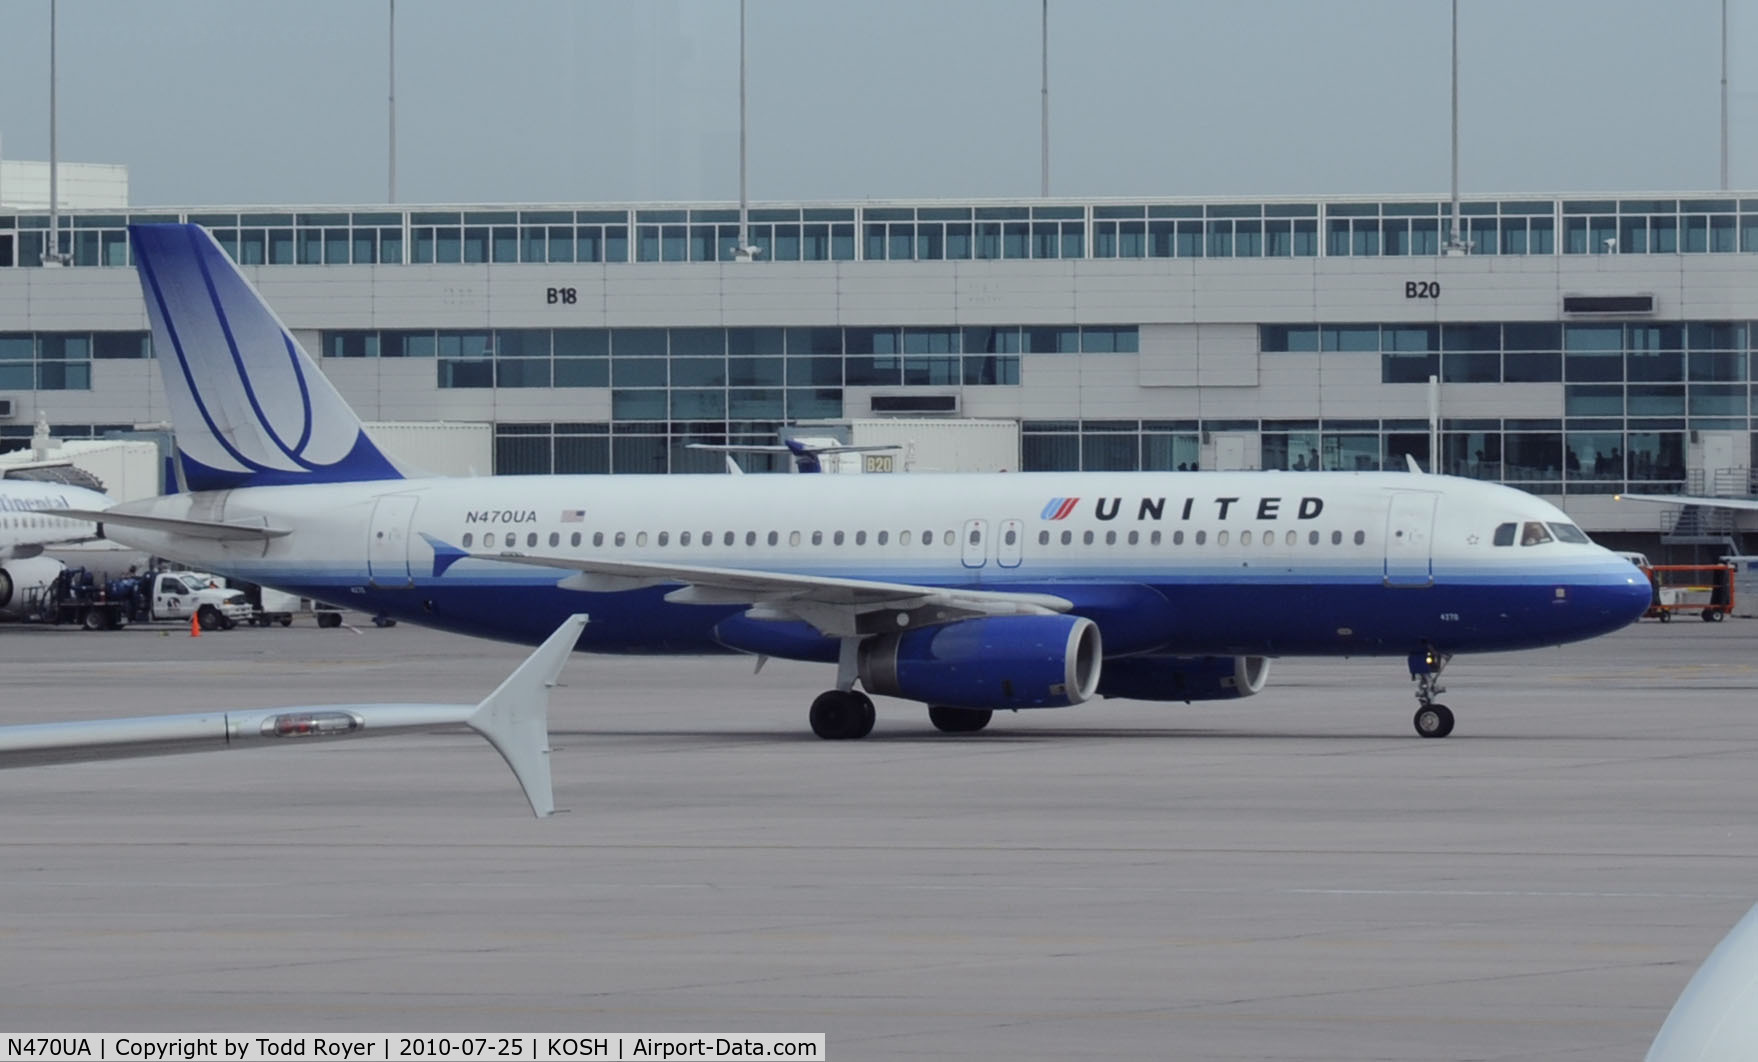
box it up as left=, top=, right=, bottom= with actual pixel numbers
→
left=62, top=508, right=291, bottom=541
left=0, top=614, right=589, bottom=818
left=1618, top=493, right=1758, bottom=513
left=687, top=443, right=902, bottom=456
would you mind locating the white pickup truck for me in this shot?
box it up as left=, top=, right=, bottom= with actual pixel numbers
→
left=144, top=571, right=254, bottom=630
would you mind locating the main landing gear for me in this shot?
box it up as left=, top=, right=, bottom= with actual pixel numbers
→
left=1408, top=646, right=1455, bottom=738
left=809, top=638, right=877, bottom=740
left=806, top=693, right=999, bottom=739
left=808, top=641, right=1000, bottom=739
left=809, top=689, right=875, bottom=740
left=928, top=706, right=992, bottom=733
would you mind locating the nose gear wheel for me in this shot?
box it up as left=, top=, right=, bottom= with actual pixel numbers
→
left=1408, top=646, right=1455, bottom=739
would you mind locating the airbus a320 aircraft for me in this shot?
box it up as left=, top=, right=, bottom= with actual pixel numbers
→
left=73, top=224, right=1650, bottom=742
left=0, top=479, right=111, bottom=620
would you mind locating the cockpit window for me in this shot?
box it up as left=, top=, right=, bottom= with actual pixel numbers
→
left=1520, top=521, right=1554, bottom=546
left=1547, top=522, right=1592, bottom=544
left=1492, top=523, right=1516, bottom=547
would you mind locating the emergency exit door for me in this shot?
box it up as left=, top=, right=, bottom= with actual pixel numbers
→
left=961, top=519, right=988, bottom=568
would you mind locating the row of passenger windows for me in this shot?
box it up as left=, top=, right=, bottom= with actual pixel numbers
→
left=459, top=526, right=1373, bottom=550
left=470, top=528, right=984, bottom=550
left=1040, top=528, right=1368, bottom=548
left=0, top=514, right=86, bottom=530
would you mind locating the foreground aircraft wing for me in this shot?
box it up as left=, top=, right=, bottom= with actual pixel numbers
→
left=1647, top=901, right=1758, bottom=1060
left=443, top=543, right=1070, bottom=638
left=0, top=614, right=587, bottom=818
left=61, top=508, right=292, bottom=541
left=1618, top=493, right=1758, bottom=512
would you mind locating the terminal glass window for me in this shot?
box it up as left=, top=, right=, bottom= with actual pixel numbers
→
left=1443, top=431, right=1501, bottom=480
left=0, top=335, right=36, bottom=388
left=27, top=195, right=1758, bottom=271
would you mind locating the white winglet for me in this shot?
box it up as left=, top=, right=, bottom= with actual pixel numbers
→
left=1648, top=901, right=1758, bottom=1061
left=466, top=614, right=588, bottom=817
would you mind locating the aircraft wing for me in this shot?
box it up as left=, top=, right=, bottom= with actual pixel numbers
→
left=0, top=614, right=587, bottom=817
left=61, top=508, right=292, bottom=541
left=442, top=542, right=1071, bottom=637
left=1618, top=493, right=1758, bottom=512
left=1, top=458, right=73, bottom=476
left=2, top=533, right=103, bottom=560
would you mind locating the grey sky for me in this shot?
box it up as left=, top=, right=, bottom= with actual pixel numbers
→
left=0, top=1, right=1746, bottom=206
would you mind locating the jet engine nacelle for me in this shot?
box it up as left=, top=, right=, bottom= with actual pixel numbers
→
left=1097, top=654, right=1270, bottom=702
left=0, top=556, right=64, bottom=616
left=858, top=614, right=1102, bottom=709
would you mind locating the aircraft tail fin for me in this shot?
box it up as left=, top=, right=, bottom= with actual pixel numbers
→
left=466, top=613, right=589, bottom=818
left=785, top=438, right=823, bottom=474
left=128, top=223, right=402, bottom=492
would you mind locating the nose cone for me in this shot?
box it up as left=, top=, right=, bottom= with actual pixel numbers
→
left=1572, top=558, right=1655, bottom=638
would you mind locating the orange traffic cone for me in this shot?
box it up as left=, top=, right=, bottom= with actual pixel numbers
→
left=189, top=612, right=201, bottom=638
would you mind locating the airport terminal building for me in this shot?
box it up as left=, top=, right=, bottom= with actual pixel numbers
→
left=5, top=192, right=1758, bottom=545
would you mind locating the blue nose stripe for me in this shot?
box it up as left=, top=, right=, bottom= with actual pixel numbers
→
left=1568, top=567, right=1656, bottom=635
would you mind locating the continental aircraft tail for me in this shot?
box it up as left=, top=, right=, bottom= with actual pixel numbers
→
left=129, top=223, right=402, bottom=491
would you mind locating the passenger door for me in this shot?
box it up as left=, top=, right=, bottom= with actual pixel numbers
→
left=1384, top=492, right=1437, bottom=588
left=368, top=494, right=420, bottom=588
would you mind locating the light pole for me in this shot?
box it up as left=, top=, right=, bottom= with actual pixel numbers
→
left=1722, top=0, right=1729, bottom=190
left=47, top=0, right=65, bottom=266
left=1445, top=0, right=1463, bottom=255
left=734, top=0, right=759, bottom=261
left=388, top=0, right=397, bottom=204
left=1040, top=0, right=1049, bottom=197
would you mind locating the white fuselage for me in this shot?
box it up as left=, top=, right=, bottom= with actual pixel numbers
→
left=98, top=470, right=1650, bottom=659
left=0, top=482, right=112, bottom=618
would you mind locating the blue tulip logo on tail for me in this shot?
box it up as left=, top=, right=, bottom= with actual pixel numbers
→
left=129, top=224, right=403, bottom=491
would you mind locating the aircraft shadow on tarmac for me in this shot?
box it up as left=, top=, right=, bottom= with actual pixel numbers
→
left=542, top=726, right=1557, bottom=744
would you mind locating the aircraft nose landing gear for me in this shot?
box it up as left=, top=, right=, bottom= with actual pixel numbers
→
left=1408, top=647, right=1455, bottom=738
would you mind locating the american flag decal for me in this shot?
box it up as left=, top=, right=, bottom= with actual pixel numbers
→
left=560, top=509, right=585, bottom=523
left=1040, top=497, right=1080, bottom=520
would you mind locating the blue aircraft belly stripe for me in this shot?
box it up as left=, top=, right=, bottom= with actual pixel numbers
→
left=257, top=579, right=1642, bottom=658
left=223, top=551, right=1647, bottom=660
